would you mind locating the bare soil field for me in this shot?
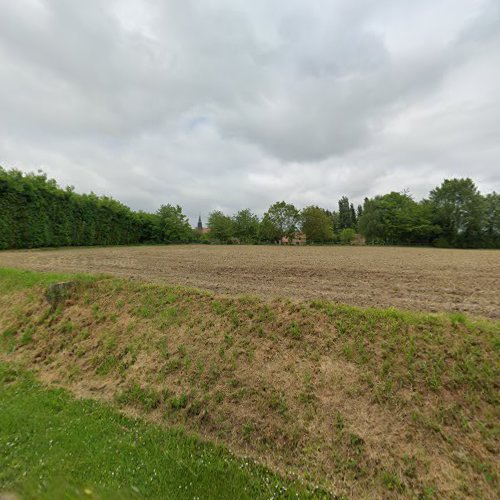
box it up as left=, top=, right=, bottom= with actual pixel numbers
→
left=0, top=245, right=499, bottom=318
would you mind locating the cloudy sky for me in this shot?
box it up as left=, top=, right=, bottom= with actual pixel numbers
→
left=1, top=0, right=499, bottom=223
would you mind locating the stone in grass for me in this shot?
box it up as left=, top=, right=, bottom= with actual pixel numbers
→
left=45, top=281, right=78, bottom=308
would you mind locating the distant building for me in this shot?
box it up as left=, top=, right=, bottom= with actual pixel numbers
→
left=195, top=215, right=210, bottom=234
left=280, top=232, right=307, bottom=245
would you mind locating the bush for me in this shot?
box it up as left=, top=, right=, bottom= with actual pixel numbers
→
left=339, top=228, right=356, bottom=245
left=433, top=237, right=450, bottom=248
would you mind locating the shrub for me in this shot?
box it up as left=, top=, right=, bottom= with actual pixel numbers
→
left=434, top=237, right=450, bottom=248
left=339, top=228, right=356, bottom=245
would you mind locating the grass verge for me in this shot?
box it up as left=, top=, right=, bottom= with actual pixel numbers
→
left=0, top=362, right=323, bottom=499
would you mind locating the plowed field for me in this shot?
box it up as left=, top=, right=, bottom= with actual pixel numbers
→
left=1, top=245, right=499, bottom=318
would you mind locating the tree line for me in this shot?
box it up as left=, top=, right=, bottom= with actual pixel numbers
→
left=0, top=167, right=498, bottom=249
left=207, top=178, right=499, bottom=248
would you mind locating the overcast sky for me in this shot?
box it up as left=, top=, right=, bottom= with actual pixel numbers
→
left=0, top=0, right=499, bottom=223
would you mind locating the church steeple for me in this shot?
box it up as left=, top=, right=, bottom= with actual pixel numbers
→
left=197, top=215, right=203, bottom=231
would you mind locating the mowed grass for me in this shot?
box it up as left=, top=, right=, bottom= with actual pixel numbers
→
left=0, top=363, right=323, bottom=499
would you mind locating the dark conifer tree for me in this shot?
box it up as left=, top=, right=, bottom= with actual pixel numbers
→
left=338, top=196, right=353, bottom=230
left=350, top=203, right=357, bottom=227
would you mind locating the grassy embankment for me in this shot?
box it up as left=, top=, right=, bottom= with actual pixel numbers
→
left=0, top=267, right=499, bottom=498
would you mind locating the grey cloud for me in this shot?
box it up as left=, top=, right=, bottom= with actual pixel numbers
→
left=0, top=0, right=498, bottom=223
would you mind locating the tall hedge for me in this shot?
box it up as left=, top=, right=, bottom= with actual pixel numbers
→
left=0, top=168, right=154, bottom=249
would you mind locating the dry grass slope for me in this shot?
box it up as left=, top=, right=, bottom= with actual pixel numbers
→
left=0, top=270, right=498, bottom=498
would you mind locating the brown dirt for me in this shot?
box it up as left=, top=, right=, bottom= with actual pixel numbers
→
left=1, top=245, right=499, bottom=318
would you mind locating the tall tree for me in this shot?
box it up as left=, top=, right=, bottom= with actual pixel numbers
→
left=259, top=214, right=280, bottom=243
left=208, top=210, right=234, bottom=243
left=356, top=204, right=363, bottom=221
left=262, top=201, right=300, bottom=242
left=350, top=203, right=357, bottom=228
left=358, top=192, right=439, bottom=245
left=135, top=211, right=161, bottom=243
left=301, top=206, right=334, bottom=243
left=483, top=192, right=500, bottom=247
left=338, top=196, right=353, bottom=229
left=232, top=209, right=260, bottom=243
left=429, top=178, right=485, bottom=247
left=330, top=211, right=340, bottom=235
left=157, top=204, right=192, bottom=243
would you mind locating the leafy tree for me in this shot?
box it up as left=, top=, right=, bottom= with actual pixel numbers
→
left=232, top=209, right=260, bottom=243
left=208, top=210, right=234, bottom=243
left=358, top=192, right=439, bottom=245
left=339, top=228, right=356, bottom=245
left=262, top=201, right=300, bottom=242
left=322, top=209, right=338, bottom=241
left=429, top=178, right=484, bottom=247
left=301, top=206, right=334, bottom=243
left=135, top=211, right=161, bottom=243
left=338, top=196, right=353, bottom=230
left=330, top=211, right=340, bottom=234
left=350, top=203, right=357, bottom=228
left=356, top=204, right=363, bottom=221
left=157, top=205, right=192, bottom=243
left=483, top=192, right=500, bottom=247
left=259, top=214, right=280, bottom=243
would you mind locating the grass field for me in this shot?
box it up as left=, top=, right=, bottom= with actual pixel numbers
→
left=0, top=245, right=499, bottom=318
left=0, top=267, right=499, bottom=498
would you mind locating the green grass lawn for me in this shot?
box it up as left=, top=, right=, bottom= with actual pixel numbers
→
left=0, top=363, right=325, bottom=499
